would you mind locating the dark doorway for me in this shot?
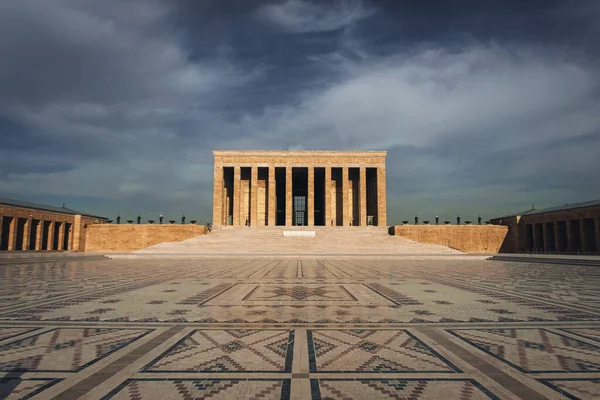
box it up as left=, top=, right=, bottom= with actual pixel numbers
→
left=534, top=223, right=544, bottom=250
left=52, top=222, right=61, bottom=250
left=331, top=168, right=342, bottom=226
left=556, top=221, right=567, bottom=252
left=545, top=222, right=555, bottom=251
left=366, top=168, right=378, bottom=226
left=570, top=220, right=581, bottom=252
left=29, top=220, right=40, bottom=250
left=42, top=221, right=51, bottom=250
left=15, top=218, right=27, bottom=251
left=349, top=168, right=359, bottom=226
left=525, top=224, right=534, bottom=251
left=292, top=167, right=308, bottom=226
left=275, top=167, right=286, bottom=226
left=63, top=223, right=72, bottom=250
left=0, top=216, right=13, bottom=250
left=583, top=218, right=597, bottom=253
left=314, top=167, right=325, bottom=226
left=223, top=167, right=234, bottom=225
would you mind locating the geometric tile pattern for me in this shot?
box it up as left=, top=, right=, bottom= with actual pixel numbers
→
left=448, top=328, right=600, bottom=373
left=0, top=327, right=39, bottom=342
left=560, top=328, right=600, bottom=343
left=102, top=378, right=290, bottom=400
left=312, top=379, right=500, bottom=400
left=143, top=330, right=294, bottom=373
left=1, top=256, right=600, bottom=399
left=0, top=378, right=62, bottom=400
left=0, top=328, right=152, bottom=372
left=307, top=330, right=460, bottom=373
left=540, top=378, right=600, bottom=400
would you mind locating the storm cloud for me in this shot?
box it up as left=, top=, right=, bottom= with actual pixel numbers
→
left=1, top=0, right=599, bottom=223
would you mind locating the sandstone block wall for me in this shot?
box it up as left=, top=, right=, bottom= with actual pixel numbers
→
left=392, top=225, right=509, bottom=253
left=85, top=225, right=206, bottom=252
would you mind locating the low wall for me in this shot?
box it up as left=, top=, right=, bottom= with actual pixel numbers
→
left=85, top=224, right=206, bottom=252
left=392, top=225, right=509, bottom=253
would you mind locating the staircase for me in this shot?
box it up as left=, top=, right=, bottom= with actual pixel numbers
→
left=135, top=226, right=462, bottom=255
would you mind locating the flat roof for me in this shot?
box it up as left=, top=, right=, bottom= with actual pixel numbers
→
left=0, top=197, right=107, bottom=219
left=213, top=150, right=387, bottom=157
left=492, top=198, right=600, bottom=219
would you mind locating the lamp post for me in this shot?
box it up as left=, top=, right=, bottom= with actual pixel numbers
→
left=435, top=215, right=439, bottom=225
left=116, top=214, right=121, bottom=224
left=478, top=215, right=482, bottom=225
left=137, top=214, right=141, bottom=224
left=414, top=216, right=419, bottom=225
left=181, top=214, right=186, bottom=224
left=457, top=215, right=461, bottom=225
left=159, top=215, right=163, bottom=225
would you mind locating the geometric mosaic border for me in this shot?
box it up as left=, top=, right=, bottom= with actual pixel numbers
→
left=558, top=328, right=600, bottom=343
left=99, top=378, right=292, bottom=400
left=0, top=328, right=153, bottom=373
left=141, top=329, right=295, bottom=373
left=310, top=378, right=501, bottom=400
left=307, top=329, right=461, bottom=373
left=539, top=378, right=600, bottom=400
left=0, top=328, right=41, bottom=343
left=0, top=377, right=63, bottom=400
left=447, top=328, right=600, bottom=374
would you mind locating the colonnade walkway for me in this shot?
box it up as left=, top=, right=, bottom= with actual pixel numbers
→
left=135, top=226, right=463, bottom=255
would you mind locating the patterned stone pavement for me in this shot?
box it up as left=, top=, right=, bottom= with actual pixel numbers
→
left=0, top=255, right=599, bottom=399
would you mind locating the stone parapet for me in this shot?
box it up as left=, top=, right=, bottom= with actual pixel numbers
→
left=392, top=225, right=509, bottom=253
left=84, top=224, right=206, bottom=252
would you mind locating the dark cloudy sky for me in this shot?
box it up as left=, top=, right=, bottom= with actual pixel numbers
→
left=1, top=0, right=599, bottom=223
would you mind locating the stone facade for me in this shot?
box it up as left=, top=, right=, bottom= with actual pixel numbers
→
left=212, top=150, right=387, bottom=227
left=491, top=200, right=600, bottom=254
left=392, top=225, right=509, bottom=253
left=0, top=198, right=105, bottom=252
left=84, top=224, right=206, bottom=252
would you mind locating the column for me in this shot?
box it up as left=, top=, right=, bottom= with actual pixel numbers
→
left=233, top=166, right=241, bottom=226
left=8, top=217, right=16, bottom=251
left=212, top=164, right=224, bottom=226
left=47, top=221, right=54, bottom=250
left=531, top=224, right=537, bottom=251
left=250, top=165, right=258, bottom=226
left=307, top=166, right=314, bottom=227
left=359, top=167, right=367, bottom=227
left=325, top=166, right=331, bottom=227
left=22, top=217, right=31, bottom=251
left=0, top=215, right=3, bottom=249
left=69, top=223, right=75, bottom=251
left=57, top=222, right=65, bottom=251
left=286, top=166, right=292, bottom=226
left=542, top=223, right=549, bottom=252
left=565, top=220, right=571, bottom=252
left=72, top=215, right=82, bottom=251
left=377, top=166, right=387, bottom=226
left=553, top=221, right=560, bottom=252
left=35, top=220, right=44, bottom=251
left=596, top=217, right=600, bottom=252
left=268, top=166, right=276, bottom=226
left=342, top=166, right=349, bottom=226
left=580, top=219, right=587, bottom=252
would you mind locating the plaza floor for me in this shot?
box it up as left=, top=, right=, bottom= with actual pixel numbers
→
left=0, top=255, right=599, bottom=399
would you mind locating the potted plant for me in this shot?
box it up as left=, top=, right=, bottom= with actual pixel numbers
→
left=423, top=220, right=430, bottom=225
left=148, top=220, right=155, bottom=224
left=107, top=220, right=113, bottom=224
left=444, top=221, right=451, bottom=225
left=169, top=220, right=176, bottom=224
left=485, top=221, right=491, bottom=224
left=402, top=220, right=409, bottom=225
left=465, top=221, right=472, bottom=225
left=127, top=220, right=134, bottom=224
left=190, top=220, right=197, bottom=224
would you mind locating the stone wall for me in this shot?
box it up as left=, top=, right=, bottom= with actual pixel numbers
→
left=392, top=225, right=509, bottom=253
left=85, top=225, right=206, bottom=252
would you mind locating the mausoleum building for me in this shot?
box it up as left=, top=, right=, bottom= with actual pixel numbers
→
left=212, top=150, right=387, bottom=227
